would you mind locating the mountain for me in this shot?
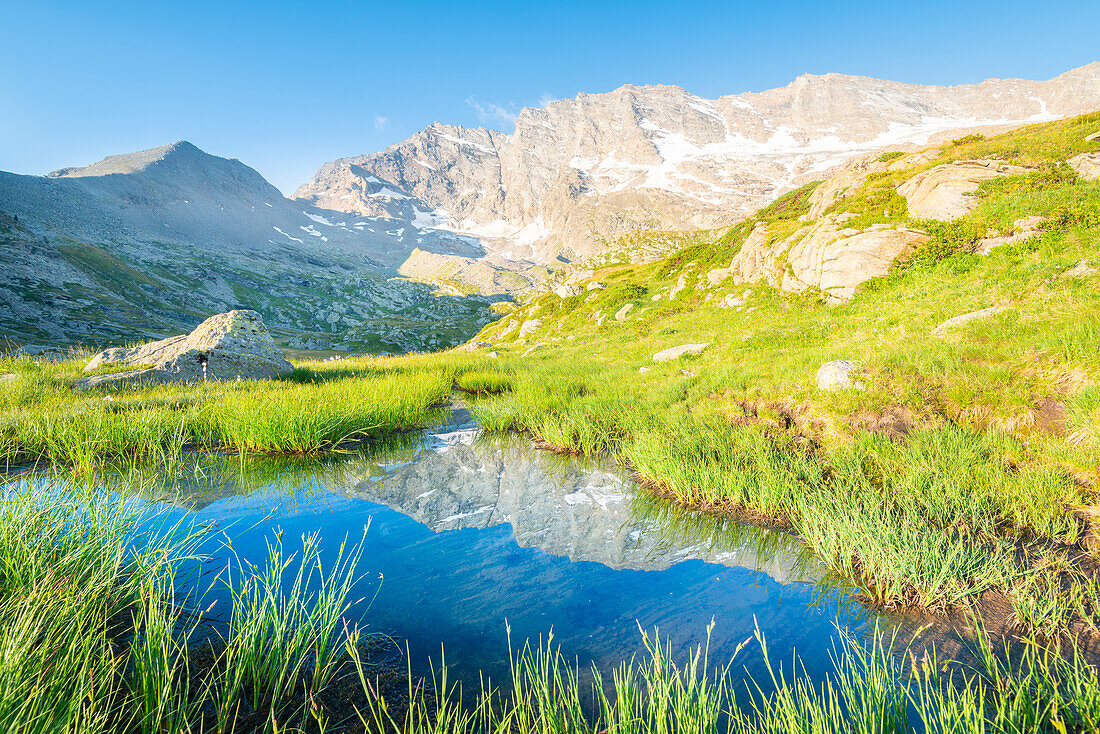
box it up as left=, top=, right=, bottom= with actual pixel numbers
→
left=0, top=142, right=498, bottom=351
left=295, top=63, right=1100, bottom=292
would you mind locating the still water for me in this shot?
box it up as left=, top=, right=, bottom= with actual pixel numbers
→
left=152, top=412, right=881, bottom=689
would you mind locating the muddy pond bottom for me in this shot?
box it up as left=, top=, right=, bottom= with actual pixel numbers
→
left=160, top=414, right=880, bottom=689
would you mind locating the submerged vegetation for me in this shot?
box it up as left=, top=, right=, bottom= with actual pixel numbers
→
left=2, top=112, right=1100, bottom=729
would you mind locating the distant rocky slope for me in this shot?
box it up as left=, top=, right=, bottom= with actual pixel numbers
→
left=0, top=142, right=497, bottom=352
left=474, top=111, right=1100, bottom=347
left=296, top=64, right=1100, bottom=293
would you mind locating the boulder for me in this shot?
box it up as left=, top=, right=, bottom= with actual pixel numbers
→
left=518, top=319, right=543, bottom=337
left=1068, top=152, right=1100, bottom=180
left=784, top=225, right=929, bottom=302
left=897, top=160, right=1030, bottom=221
left=706, top=267, right=731, bottom=285
left=459, top=340, right=492, bottom=351
left=1085, top=131, right=1100, bottom=143
left=717, top=294, right=744, bottom=309
left=77, top=310, right=292, bottom=390
left=931, top=306, right=1010, bottom=336
left=728, top=223, right=775, bottom=283
left=614, top=303, right=634, bottom=321
left=564, top=269, right=595, bottom=285
left=554, top=284, right=582, bottom=298
left=816, top=361, right=863, bottom=391
left=586, top=281, right=605, bottom=291
left=653, top=343, right=710, bottom=362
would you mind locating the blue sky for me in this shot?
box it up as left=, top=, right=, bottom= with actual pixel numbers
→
left=2, top=0, right=1097, bottom=193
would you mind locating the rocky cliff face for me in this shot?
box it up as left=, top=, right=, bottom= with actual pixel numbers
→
left=295, top=64, right=1100, bottom=290
left=0, top=142, right=497, bottom=351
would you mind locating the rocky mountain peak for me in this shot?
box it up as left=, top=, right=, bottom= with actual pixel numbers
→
left=50, top=140, right=211, bottom=178
left=290, top=63, right=1099, bottom=295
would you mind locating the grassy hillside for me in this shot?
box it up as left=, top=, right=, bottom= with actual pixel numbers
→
left=459, top=112, right=1100, bottom=632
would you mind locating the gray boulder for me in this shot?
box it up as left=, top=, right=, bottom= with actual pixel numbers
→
left=816, top=360, right=863, bottom=391
left=554, top=284, right=582, bottom=298
left=77, top=310, right=292, bottom=389
left=653, top=343, right=710, bottom=362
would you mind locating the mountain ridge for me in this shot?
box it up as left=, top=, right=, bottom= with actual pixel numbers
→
left=0, top=141, right=498, bottom=351
left=294, top=62, right=1100, bottom=293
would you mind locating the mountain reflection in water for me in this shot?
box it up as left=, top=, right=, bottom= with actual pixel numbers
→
left=141, top=413, right=876, bottom=687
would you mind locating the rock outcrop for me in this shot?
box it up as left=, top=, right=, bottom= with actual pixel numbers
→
left=518, top=319, right=543, bottom=337
left=77, top=310, right=292, bottom=389
left=1068, top=152, right=1100, bottom=180
left=784, top=225, right=928, bottom=301
left=896, top=160, right=1031, bottom=221
left=974, top=216, right=1046, bottom=255
left=614, top=304, right=635, bottom=321
left=727, top=218, right=927, bottom=302
left=1063, top=259, right=1098, bottom=278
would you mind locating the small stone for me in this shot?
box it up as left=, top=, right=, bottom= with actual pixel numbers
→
left=1085, top=130, right=1100, bottom=142
left=614, top=303, right=634, bottom=321
left=653, top=343, right=710, bottom=362
left=717, top=294, right=744, bottom=308
left=1063, top=259, right=1098, bottom=278
left=816, top=360, right=863, bottom=391
left=931, top=306, right=1010, bottom=336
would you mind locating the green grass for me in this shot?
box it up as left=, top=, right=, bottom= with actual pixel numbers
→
left=455, top=369, right=513, bottom=395
left=8, top=477, right=1100, bottom=732
left=0, top=480, right=373, bottom=733
left=349, top=622, right=1100, bottom=734
left=0, top=353, right=482, bottom=470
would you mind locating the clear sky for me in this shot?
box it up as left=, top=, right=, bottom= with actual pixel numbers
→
left=2, top=0, right=1097, bottom=194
